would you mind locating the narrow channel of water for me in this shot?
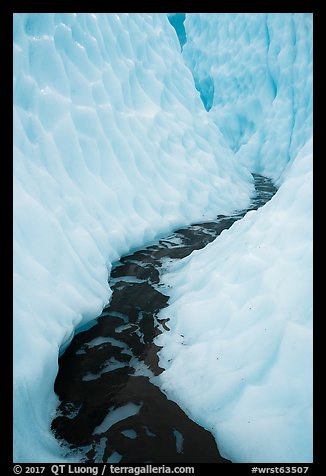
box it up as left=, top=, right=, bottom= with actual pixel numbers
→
left=52, top=174, right=277, bottom=463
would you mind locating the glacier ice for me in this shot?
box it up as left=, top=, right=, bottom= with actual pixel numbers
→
left=167, top=14, right=187, bottom=50
left=155, top=13, right=313, bottom=463
left=13, top=13, right=252, bottom=462
left=94, top=403, right=142, bottom=435
left=182, top=13, right=313, bottom=182
left=156, top=143, right=313, bottom=462
left=13, top=11, right=312, bottom=464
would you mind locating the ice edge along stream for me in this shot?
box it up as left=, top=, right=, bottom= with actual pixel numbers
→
left=51, top=174, right=277, bottom=463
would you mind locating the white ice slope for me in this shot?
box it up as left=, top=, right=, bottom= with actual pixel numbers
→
left=157, top=139, right=313, bottom=462
left=13, top=13, right=252, bottom=462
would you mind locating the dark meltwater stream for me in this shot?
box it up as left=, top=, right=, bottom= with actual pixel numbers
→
left=52, top=174, right=277, bottom=463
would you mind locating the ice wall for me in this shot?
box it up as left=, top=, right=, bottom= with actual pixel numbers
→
left=160, top=12, right=312, bottom=462
left=157, top=139, right=313, bottom=462
left=182, top=13, right=313, bottom=182
left=156, top=12, right=313, bottom=462
left=13, top=13, right=252, bottom=462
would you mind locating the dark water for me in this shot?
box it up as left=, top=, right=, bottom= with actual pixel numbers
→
left=52, top=174, right=277, bottom=463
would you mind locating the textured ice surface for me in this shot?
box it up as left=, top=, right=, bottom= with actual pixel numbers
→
left=13, top=12, right=312, bottom=464
left=182, top=13, right=313, bottom=182
left=157, top=139, right=313, bottom=462
left=155, top=14, right=313, bottom=462
left=13, top=13, right=252, bottom=462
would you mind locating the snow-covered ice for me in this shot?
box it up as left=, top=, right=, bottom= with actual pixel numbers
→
left=13, top=12, right=312, bottom=463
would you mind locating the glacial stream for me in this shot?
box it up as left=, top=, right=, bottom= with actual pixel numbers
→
left=52, top=174, right=277, bottom=463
